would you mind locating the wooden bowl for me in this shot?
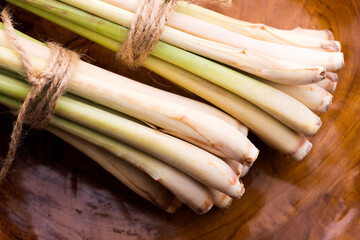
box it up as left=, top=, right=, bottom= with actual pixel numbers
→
left=0, top=0, right=359, bottom=239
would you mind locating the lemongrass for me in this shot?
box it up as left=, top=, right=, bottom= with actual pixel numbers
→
left=59, top=0, right=342, bottom=73
left=101, top=0, right=343, bottom=69
left=0, top=93, right=218, bottom=213
left=0, top=27, right=249, bottom=136
left=315, top=78, right=338, bottom=93
left=6, top=4, right=313, bottom=159
left=261, top=80, right=333, bottom=113
left=15, top=0, right=336, bottom=85
left=175, top=1, right=340, bottom=51
left=0, top=41, right=258, bottom=163
left=0, top=74, right=244, bottom=197
left=0, top=25, right=253, bottom=160
left=0, top=4, right=310, bottom=159
left=66, top=0, right=341, bottom=77
left=0, top=27, right=247, bottom=135
left=48, top=126, right=182, bottom=213
left=144, top=57, right=313, bottom=160
left=8, top=1, right=323, bottom=137
left=211, top=189, right=233, bottom=209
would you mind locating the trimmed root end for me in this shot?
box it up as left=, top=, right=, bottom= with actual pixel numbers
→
left=242, top=146, right=259, bottom=167
left=290, top=138, right=313, bottom=161
left=223, top=198, right=233, bottom=210
left=325, top=30, right=335, bottom=40
left=329, top=81, right=337, bottom=93
left=237, top=181, right=246, bottom=199
left=317, top=93, right=333, bottom=113
left=164, top=199, right=183, bottom=214
left=215, top=195, right=233, bottom=209
left=194, top=197, right=214, bottom=215
left=240, top=166, right=250, bottom=178
left=326, top=72, right=338, bottom=82
left=317, top=67, right=326, bottom=81
left=321, top=41, right=341, bottom=52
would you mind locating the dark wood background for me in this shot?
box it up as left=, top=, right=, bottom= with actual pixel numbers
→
left=0, top=0, right=359, bottom=239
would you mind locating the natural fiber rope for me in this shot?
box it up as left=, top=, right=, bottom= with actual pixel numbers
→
left=0, top=7, right=80, bottom=182
left=116, top=0, right=177, bottom=69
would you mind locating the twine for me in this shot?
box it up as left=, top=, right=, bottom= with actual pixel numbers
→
left=0, top=7, right=80, bottom=182
left=116, top=0, right=232, bottom=69
left=116, top=0, right=177, bottom=69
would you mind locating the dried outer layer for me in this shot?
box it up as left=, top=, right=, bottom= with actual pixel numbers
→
left=48, top=126, right=182, bottom=214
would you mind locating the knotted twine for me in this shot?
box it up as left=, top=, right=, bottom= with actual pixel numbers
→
left=0, top=8, right=80, bottom=183
left=116, top=0, right=177, bottom=69
left=116, top=0, right=231, bottom=69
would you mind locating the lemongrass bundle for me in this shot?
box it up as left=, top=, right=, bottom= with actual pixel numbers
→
left=0, top=23, right=262, bottom=213
left=7, top=0, right=324, bottom=138
left=6, top=0, right=325, bottom=161
left=0, top=66, right=247, bottom=198
left=0, top=27, right=259, bottom=165
left=1, top=0, right=345, bottom=212
left=0, top=70, right=249, bottom=213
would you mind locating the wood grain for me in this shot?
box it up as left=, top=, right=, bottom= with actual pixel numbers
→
left=0, top=0, right=359, bottom=239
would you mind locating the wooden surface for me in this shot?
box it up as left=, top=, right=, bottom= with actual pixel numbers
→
left=0, top=0, right=359, bottom=239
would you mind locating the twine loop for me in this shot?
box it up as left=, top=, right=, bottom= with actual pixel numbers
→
left=116, top=0, right=177, bottom=69
left=0, top=7, right=79, bottom=182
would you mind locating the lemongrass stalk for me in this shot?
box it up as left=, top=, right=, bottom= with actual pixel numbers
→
left=10, top=0, right=329, bottom=85
left=48, top=126, right=182, bottom=214
left=261, top=81, right=333, bottom=113
left=223, top=159, right=244, bottom=177
left=315, top=78, right=338, bottom=93
left=0, top=75, right=243, bottom=197
left=0, top=94, right=215, bottom=214
left=175, top=1, right=340, bottom=51
left=102, top=0, right=343, bottom=67
left=8, top=0, right=322, bottom=136
left=0, top=29, right=248, bottom=137
left=0, top=44, right=258, bottom=163
left=211, top=189, right=233, bottom=209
